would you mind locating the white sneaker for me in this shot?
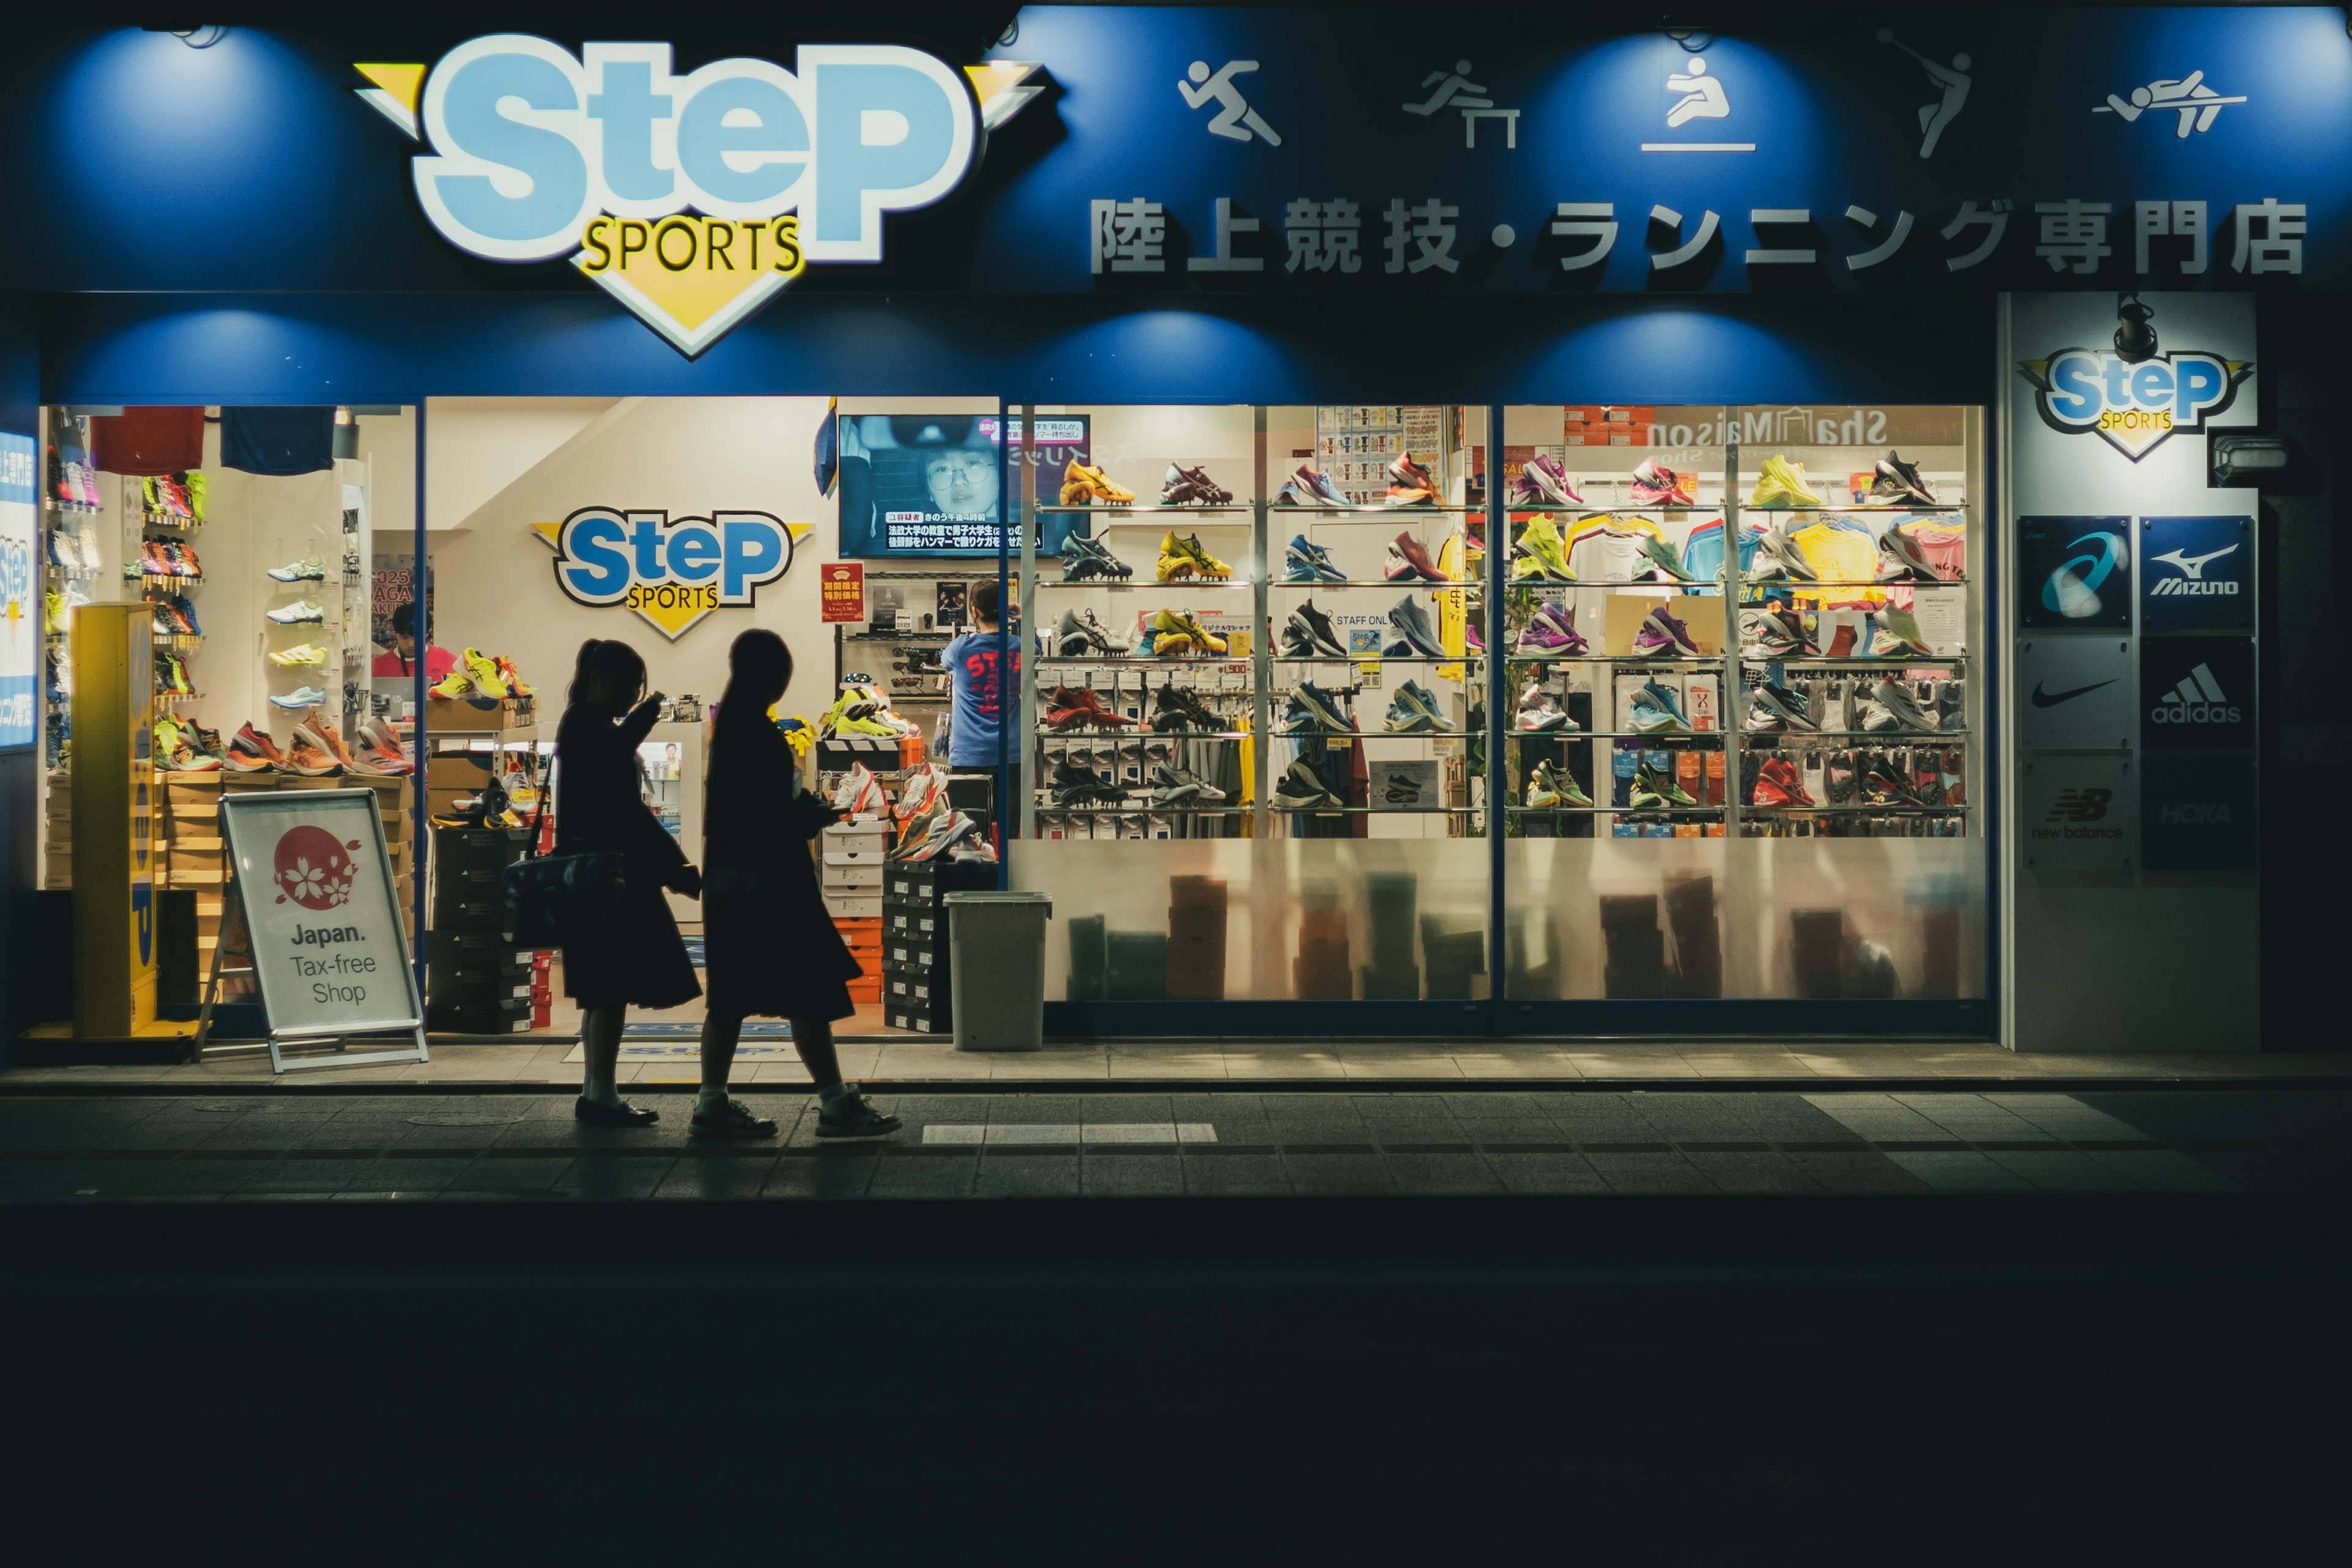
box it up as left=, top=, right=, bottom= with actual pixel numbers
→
left=266, top=600, right=325, bottom=625
left=268, top=644, right=328, bottom=666
left=269, top=686, right=328, bottom=710
left=267, top=556, right=327, bottom=582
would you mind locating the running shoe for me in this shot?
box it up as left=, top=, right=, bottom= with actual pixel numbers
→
left=1387, top=594, right=1446, bottom=658
left=1871, top=677, right=1939, bottom=732
left=1150, top=608, right=1227, bottom=656
left=1283, top=534, right=1347, bottom=583
left=1273, top=462, right=1352, bottom=508
left=1525, top=760, right=1590, bottom=810
left=268, top=644, right=328, bottom=666
left=1627, top=678, right=1692, bottom=735
left=226, top=722, right=285, bottom=773
left=1935, top=679, right=1967, bottom=731
left=1465, top=617, right=1487, bottom=655
left=1636, top=532, right=1693, bottom=584
left=266, top=600, right=325, bottom=625
left=167, top=594, right=201, bottom=636
left=1738, top=606, right=1806, bottom=659
left=1150, top=683, right=1222, bottom=733
left=266, top=554, right=326, bottom=582
left=1876, top=527, right=1940, bottom=584
left=1864, top=766, right=1924, bottom=807
left=1382, top=772, right=1424, bottom=806
left=1512, top=452, right=1585, bottom=508
left=1629, top=458, right=1696, bottom=507
left=1060, top=532, right=1134, bottom=582
left=297, top=714, right=373, bottom=774
left=1048, top=763, right=1126, bottom=809
left=281, top=738, right=340, bottom=776
left=1383, top=680, right=1447, bottom=734
left=1514, top=601, right=1588, bottom=656
left=1059, top=459, right=1134, bottom=507
left=1156, top=530, right=1234, bottom=582
left=1631, top=764, right=1695, bottom=809
left=1868, top=451, right=1939, bottom=506
left=1750, top=523, right=1818, bottom=583
left=1283, top=680, right=1352, bottom=734
left=1385, top=451, right=1439, bottom=506
left=1868, top=606, right=1934, bottom=658
left=496, top=655, right=533, bottom=697
left=829, top=762, right=888, bottom=818
left=1751, top=756, right=1814, bottom=808
left=1824, top=750, right=1859, bottom=804
left=269, top=686, right=328, bottom=710
left=1509, top=514, right=1575, bottom=582
left=1280, top=601, right=1346, bottom=658
left=1159, top=463, right=1233, bottom=506
left=1515, top=684, right=1575, bottom=732
left=1273, top=758, right=1345, bottom=810
left=1384, top=530, right=1449, bottom=583
left=1749, top=453, right=1824, bottom=510
left=1074, top=688, right=1135, bottom=729
left=1150, top=763, right=1227, bottom=804
left=1743, top=681, right=1817, bottom=733
left=905, top=809, right=980, bottom=861
left=460, top=648, right=511, bottom=697
left=1631, top=606, right=1703, bottom=659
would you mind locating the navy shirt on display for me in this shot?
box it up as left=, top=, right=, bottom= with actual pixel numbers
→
left=939, top=628, right=1019, bottom=766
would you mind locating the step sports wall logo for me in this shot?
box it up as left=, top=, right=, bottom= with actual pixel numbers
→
left=532, top=509, right=815, bottom=640
left=353, top=41, right=1044, bottom=355
left=2016, top=345, right=2252, bottom=461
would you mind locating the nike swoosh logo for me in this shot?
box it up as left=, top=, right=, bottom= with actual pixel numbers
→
left=2031, top=678, right=2118, bottom=707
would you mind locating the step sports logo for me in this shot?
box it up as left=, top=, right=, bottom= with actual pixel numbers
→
left=533, top=509, right=815, bottom=641
left=353, top=42, right=1045, bottom=355
left=2016, top=347, right=2252, bottom=460
left=2149, top=661, right=2242, bottom=726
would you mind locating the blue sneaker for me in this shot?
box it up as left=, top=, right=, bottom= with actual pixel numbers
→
left=1627, top=677, right=1691, bottom=735
left=1284, top=535, right=1346, bottom=583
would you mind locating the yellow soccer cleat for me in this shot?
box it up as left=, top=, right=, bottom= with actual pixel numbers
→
left=268, top=643, right=327, bottom=666
left=1059, top=459, right=1135, bottom=507
left=462, top=647, right=511, bottom=698
left=1155, top=530, right=1234, bottom=581
left=1152, top=608, right=1227, bottom=656
left=1749, top=453, right=1824, bottom=510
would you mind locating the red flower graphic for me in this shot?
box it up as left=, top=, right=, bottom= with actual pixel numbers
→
left=273, top=824, right=361, bottom=911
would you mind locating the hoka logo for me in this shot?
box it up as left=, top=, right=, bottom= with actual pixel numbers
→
left=2018, top=349, right=2252, bottom=461
left=2045, top=787, right=2111, bottom=823
left=2160, top=802, right=2233, bottom=825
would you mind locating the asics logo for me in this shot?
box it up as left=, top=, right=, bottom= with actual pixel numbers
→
left=2040, top=531, right=2127, bottom=618
left=2046, top=788, right=2111, bottom=823
left=2030, top=677, right=2117, bottom=707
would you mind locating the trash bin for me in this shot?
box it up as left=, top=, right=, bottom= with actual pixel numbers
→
left=944, top=891, right=1054, bottom=1051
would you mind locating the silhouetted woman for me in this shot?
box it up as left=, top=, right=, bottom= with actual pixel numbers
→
left=554, top=638, right=701, bottom=1125
left=695, top=629, right=899, bottom=1139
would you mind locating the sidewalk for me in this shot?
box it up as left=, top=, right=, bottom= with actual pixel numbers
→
left=5, top=1037, right=2347, bottom=1091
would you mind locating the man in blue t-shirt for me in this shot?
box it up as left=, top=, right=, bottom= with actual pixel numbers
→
left=939, top=579, right=1020, bottom=767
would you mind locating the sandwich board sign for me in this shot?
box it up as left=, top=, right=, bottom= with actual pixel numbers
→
left=200, top=788, right=429, bottom=1074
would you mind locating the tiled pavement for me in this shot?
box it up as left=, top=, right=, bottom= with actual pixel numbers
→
left=6, top=1037, right=2349, bottom=1088
left=2, top=1087, right=2345, bottom=1201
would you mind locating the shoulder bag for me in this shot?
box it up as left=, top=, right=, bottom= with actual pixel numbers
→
left=502, top=750, right=627, bottom=948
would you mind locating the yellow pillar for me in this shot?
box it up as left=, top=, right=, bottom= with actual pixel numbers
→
left=72, top=604, right=157, bottom=1037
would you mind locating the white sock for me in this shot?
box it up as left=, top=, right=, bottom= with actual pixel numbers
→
left=696, top=1084, right=729, bottom=1115
left=581, top=1076, right=622, bottom=1108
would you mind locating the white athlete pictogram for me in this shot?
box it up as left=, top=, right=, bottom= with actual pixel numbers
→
left=1180, top=60, right=1281, bottom=145
left=1875, top=29, right=1971, bottom=158
left=2094, top=70, right=2247, bottom=137
left=1665, top=57, right=1730, bottom=127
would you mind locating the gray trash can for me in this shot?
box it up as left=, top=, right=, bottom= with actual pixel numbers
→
left=944, top=891, right=1054, bottom=1051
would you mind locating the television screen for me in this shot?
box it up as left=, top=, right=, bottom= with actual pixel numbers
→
left=835, top=413, right=1090, bottom=557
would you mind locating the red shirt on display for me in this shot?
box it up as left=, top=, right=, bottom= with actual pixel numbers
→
left=372, top=644, right=459, bottom=682
left=92, top=406, right=205, bottom=475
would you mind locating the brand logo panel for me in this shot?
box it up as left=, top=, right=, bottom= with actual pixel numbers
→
left=2022, top=755, right=2136, bottom=872
left=2017, top=635, right=2136, bottom=752
left=533, top=509, right=812, bottom=641
left=2141, top=754, right=2256, bottom=872
left=2141, top=514, right=2252, bottom=630
left=2139, top=636, right=2253, bottom=751
left=2018, top=516, right=2133, bottom=630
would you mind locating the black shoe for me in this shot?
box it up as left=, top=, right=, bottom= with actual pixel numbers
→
left=575, top=1095, right=658, bottom=1127
left=689, top=1096, right=779, bottom=1140
left=814, top=1092, right=903, bottom=1139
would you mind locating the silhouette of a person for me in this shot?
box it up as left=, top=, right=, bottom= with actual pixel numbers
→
left=1180, top=60, right=1281, bottom=145
left=1878, top=31, right=1972, bottom=159
left=1405, top=60, right=1491, bottom=116
left=1665, top=58, right=1730, bottom=128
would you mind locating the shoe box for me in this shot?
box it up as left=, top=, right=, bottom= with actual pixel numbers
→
left=821, top=820, right=889, bottom=920
left=1167, top=875, right=1227, bottom=1001
left=837, top=917, right=883, bottom=1006
left=881, top=859, right=997, bottom=1029
left=428, top=929, right=537, bottom=1011
left=432, top=824, right=530, bottom=935
left=427, top=995, right=533, bottom=1034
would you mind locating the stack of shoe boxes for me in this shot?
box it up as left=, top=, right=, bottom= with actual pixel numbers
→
left=1360, top=872, right=1420, bottom=1000
left=1600, top=894, right=1668, bottom=997
left=1292, top=883, right=1352, bottom=998
left=424, top=748, right=496, bottom=824
left=1166, top=875, right=1227, bottom=1000
left=1662, top=873, right=1721, bottom=997
left=881, top=858, right=996, bottom=1033
left=161, top=773, right=227, bottom=972
left=821, top=818, right=887, bottom=1009
left=1419, top=913, right=1486, bottom=999
left=426, top=823, right=532, bottom=1033
left=41, top=770, right=71, bottom=889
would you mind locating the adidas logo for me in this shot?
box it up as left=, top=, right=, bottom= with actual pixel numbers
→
left=2150, top=662, right=2242, bottom=725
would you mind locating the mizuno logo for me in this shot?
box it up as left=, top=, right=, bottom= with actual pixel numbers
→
left=2031, top=677, right=2118, bottom=707
left=2152, top=544, right=2236, bottom=579
left=2149, top=662, right=2242, bottom=724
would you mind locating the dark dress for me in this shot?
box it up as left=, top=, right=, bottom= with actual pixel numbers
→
left=701, top=709, right=861, bottom=1022
left=552, top=698, right=702, bottom=1010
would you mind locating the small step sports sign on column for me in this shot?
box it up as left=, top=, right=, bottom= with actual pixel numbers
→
left=215, top=788, right=428, bottom=1073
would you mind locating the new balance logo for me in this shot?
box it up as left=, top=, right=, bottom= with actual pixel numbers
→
left=2045, top=787, right=2111, bottom=823
left=2149, top=543, right=2241, bottom=597
left=2150, top=662, right=2243, bottom=725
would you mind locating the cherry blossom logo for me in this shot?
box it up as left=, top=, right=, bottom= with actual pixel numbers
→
left=273, top=825, right=360, bottom=911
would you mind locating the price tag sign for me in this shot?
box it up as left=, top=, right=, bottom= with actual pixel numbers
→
left=819, top=562, right=866, bottom=624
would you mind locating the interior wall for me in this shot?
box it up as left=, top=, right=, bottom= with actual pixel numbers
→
left=424, top=398, right=618, bottom=533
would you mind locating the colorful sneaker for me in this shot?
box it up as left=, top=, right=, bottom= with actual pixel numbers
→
left=829, top=761, right=888, bottom=818
left=1749, top=453, right=1824, bottom=510
left=1150, top=608, right=1227, bottom=656
left=1284, top=534, right=1347, bottom=583
left=429, top=667, right=473, bottom=698
left=1509, top=513, right=1575, bottom=582
left=226, top=722, right=285, bottom=772
left=1515, top=684, right=1576, bottom=732
left=268, top=644, right=328, bottom=666
left=1159, top=463, right=1233, bottom=506
left=269, top=686, right=328, bottom=710
left=1273, top=758, right=1346, bottom=810
left=169, top=594, right=201, bottom=635
left=1875, top=527, right=1940, bottom=583
left=1060, top=460, right=1134, bottom=507
left=1156, top=531, right=1233, bottom=582
left=1629, top=458, right=1696, bottom=507
left=1631, top=764, right=1696, bottom=809
left=1627, top=678, right=1692, bottom=735
left=1751, top=524, right=1818, bottom=583
left=266, top=555, right=326, bottom=582
left=1514, top=601, right=1589, bottom=656
left=1632, top=606, right=1703, bottom=659
left=460, top=648, right=511, bottom=697
left=1743, top=681, right=1817, bottom=733
left=280, top=737, right=341, bottom=775
left=1280, top=601, right=1346, bottom=658
left=1383, top=680, right=1447, bottom=734
left=1869, top=607, right=1934, bottom=658
left=1283, top=680, right=1351, bottom=734
left=1636, top=532, right=1692, bottom=582
left=266, top=600, right=325, bottom=625
left=1385, top=451, right=1439, bottom=507
left=1738, top=605, right=1806, bottom=659
left=1512, top=453, right=1585, bottom=508
left=1751, top=756, right=1814, bottom=808
left=297, top=714, right=369, bottom=772
left=1150, top=763, right=1227, bottom=804
left=495, top=655, right=533, bottom=697
left=1386, top=594, right=1446, bottom=658
left=1526, top=760, right=1590, bottom=809
left=1059, top=532, right=1134, bottom=582
left=1871, top=677, right=1939, bottom=731
left=1868, top=451, right=1938, bottom=506
left=1383, top=530, right=1449, bottom=583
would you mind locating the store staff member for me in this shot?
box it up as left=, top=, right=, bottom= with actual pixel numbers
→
left=372, top=600, right=458, bottom=684
left=938, top=579, right=1017, bottom=771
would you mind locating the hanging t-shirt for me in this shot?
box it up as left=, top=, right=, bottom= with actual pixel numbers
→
left=92, top=407, right=205, bottom=475
left=222, top=406, right=335, bottom=475
left=1563, top=514, right=1664, bottom=582
left=1675, top=518, right=1758, bottom=586
left=371, top=644, right=459, bottom=682
left=1901, top=519, right=1969, bottom=580
left=939, top=628, right=1020, bottom=766
left=1789, top=522, right=1887, bottom=609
